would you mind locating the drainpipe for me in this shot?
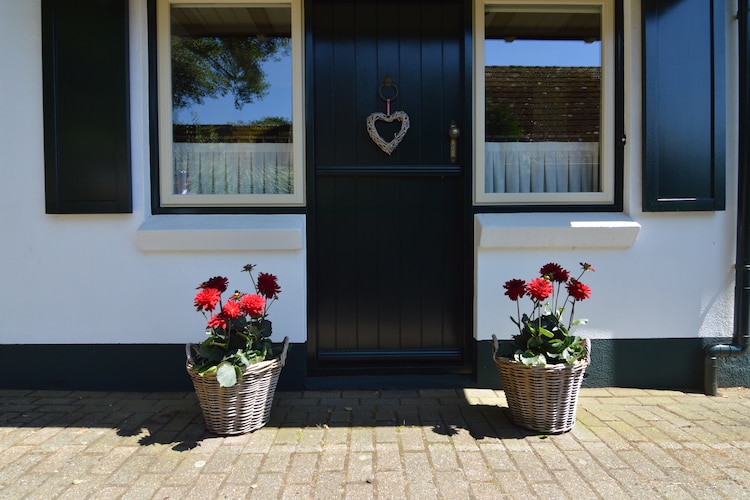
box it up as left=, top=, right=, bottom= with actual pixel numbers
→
left=704, top=0, right=750, bottom=396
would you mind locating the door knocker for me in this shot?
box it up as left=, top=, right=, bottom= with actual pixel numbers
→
left=366, top=76, right=410, bottom=155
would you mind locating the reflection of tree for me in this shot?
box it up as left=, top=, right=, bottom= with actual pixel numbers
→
left=485, top=98, right=523, bottom=141
left=171, top=36, right=291, bottom=110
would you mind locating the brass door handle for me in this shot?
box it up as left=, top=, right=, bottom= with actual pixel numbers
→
left=448, top=121, right=460, bottom=163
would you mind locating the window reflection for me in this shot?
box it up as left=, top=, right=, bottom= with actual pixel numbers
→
left=169, top=6, right=293, bottom=196
left=484, top=6, right=602, bottom=194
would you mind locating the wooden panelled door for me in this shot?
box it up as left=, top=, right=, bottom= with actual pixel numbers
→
left=308, top=0, right=472, bottom=377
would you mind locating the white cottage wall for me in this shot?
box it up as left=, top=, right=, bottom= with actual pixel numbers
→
left=0, top=0, right=307, bottom=347
left=476, top=0, right=739, bottom=346
left=0, top=0, right=743, bottom=388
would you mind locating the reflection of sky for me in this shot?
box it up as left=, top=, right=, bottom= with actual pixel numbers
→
left=174, top=40, right=597, bottom=125
left=485, top=39, right=600, bottom=67
left=173, top=57, right=292, bottom=125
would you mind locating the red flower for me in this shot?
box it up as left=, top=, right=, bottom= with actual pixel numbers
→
left=207, top=313, right=227, bottom=329
left=239, top=293, right=266, bottom=317
left=503, top=279, right=526, bottom=301
left=198, top=276, right=228, bottom=293
left=567, top=279, right=591, bottom=301
left=526, top=278, right=554, bottom=301
left=539, top=263, right=570, bottom=283
left=257, top=272, right=281, bottom=299
left=194, top=288, right=221, bottom=312
left=222, top=299, right=242, bottom=319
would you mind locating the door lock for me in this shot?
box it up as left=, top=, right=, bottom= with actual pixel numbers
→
left=448, top=121, right=460, bottom=163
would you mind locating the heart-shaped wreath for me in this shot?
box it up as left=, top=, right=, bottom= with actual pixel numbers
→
left=366, top=111, right=410, bottom=155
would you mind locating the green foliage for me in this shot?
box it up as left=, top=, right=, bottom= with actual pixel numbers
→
left=172, top=36, right=291, bottom=111
left=501, top=262, right=594, bottom=367
left=190, top=318, right=273, bottom=387
left=512, top=311, right=586, bottom=366
left=188, top=264, right=281, bottom=387
left=485, top=98, right=523, bottom=141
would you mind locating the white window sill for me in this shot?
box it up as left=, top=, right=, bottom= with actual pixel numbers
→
left=475, top=213, right=641, bottom=249
left=136, top=214, right=304, bottom=252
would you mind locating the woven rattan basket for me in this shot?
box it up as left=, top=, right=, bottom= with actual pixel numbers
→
left=492, top=335, right=590, bottom=434
left=186, top=337, right=289, bottom=435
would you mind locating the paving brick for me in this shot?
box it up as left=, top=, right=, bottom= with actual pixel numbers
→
left=510, top=448, right=556, bottom=482
left=398, top=426, right=426, bottom=451
left=314, top=470, right=345, bottom=499
left=344, top=480, right=375, bottom=500
left=1, top=388, right=749, bottom=500
left=402, top=451, right=432, bottom=481
left=580, top=441, right=629, bottom=470
left=589, top=423, right=635, bottom=450
left=225, top=452, right=264, bottom=483
left=373, top=470, right=406, bottom=498
left=346, top=451, right=373, bottom=483
left=287, top=452, right=319, bottom=484
left=427, top=442, right=459, bottom=470
left=404, top=480, right=438, bottom=500
left=494, top=470, right=535, bottom=497
left=435, top=470, right=471, bottom=499
left=524, top=442, right=566, bottom=475
left=374, top=442, right=402, bottom=472
left=120, top=473, right=165, bottom=499
left=350, top=427, right=374, bottom=452
left=456, top=450, right=493, bottom=482
left=318, top=443, right=348, bottom=471
left=248, top=472, right=284, bottom=498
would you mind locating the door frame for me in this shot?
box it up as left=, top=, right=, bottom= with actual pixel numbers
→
left=304, top=0, right=476, bottom=381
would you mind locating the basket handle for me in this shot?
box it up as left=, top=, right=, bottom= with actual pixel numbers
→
left=583, top=337, right=592, bottom=365
left=185, top=343, right=197, bottom=365
left=278, top=336, right=289, bottom=367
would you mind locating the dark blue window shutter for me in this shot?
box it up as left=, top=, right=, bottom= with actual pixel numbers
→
left=42, top=0, right=132, bottom=214
left=642, top=0, right=725, bottom=211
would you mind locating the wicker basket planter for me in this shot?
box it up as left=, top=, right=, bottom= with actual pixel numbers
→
left=492, top=335, right=590, bottom=434
left=186, top=336, right=289, bottom=435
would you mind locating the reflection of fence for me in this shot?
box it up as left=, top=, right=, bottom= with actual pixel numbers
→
left=484, top=142, right=599, bottom=193
left=173, top=143, right=293, bottom=195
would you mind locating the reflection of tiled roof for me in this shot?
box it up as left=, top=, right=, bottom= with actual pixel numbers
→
left=485, top=66, right=600, bottom=142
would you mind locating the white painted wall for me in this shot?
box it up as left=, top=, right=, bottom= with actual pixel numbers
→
left=476, top=0, right=738, bottom=343
left=0, top=0, right=307, bottom=345
left=0, top=1, right=738, bottom=350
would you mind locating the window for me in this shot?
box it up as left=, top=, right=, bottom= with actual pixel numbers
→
left=155, top=0, right=304, bottom=208
left=474, top=0, right=617, bottom=206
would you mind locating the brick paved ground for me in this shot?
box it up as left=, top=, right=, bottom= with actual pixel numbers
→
left=0, top=387, right=748, bottom=499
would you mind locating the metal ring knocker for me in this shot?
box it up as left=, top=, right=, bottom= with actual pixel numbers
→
left=378, top=75, right=399, bottom=105
left=367, top=75, right=410, bottom=155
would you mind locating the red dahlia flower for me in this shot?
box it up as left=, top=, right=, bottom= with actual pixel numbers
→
left=566, top=279, right=591, bottom=301
left=539, top=262, right=570, bottom=283
left=257, top=272, right=281, bottom=299
left=207, top=313, right=227, bottom=329
left=194, top=288, right=221, bottom=312
left=526, top=277, right=554, bottom=301
left=503, top=279, right=526, bottom=301
left=198, top=276, right=228, bottom=293
left=240, top=293, right=266, bottom=317
left=222, top=299, right=242, bottom=319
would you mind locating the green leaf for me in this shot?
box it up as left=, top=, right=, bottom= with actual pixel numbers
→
left=538, top=327, right=554, bottom=338
left=216, top=361, right=239, bottom=387
left=515, top=350, right=546, bottom=366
